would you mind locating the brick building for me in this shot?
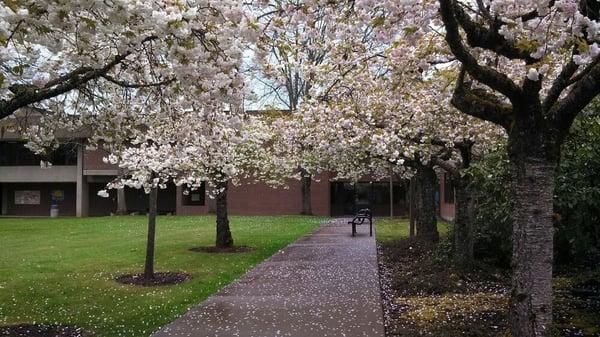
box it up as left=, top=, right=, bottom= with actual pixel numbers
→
left=0, top=119, right=455, bottom=219
left=0, top=139, right=422, bottom=217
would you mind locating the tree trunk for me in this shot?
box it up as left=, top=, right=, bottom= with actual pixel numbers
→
left=414, top=165, right=439, bottom=241
left=215, top=180, right=234, bottom=248
left=509, top=159, right=555, bottom=337
left=453, top=174, right=474, bottom=271
left=144, top=187, right=158, bottom=279
left=116, top=188, right=127, bottom=215
left=409, top=176, right=416, bottom=238
left=300, top=168, right=312, bottom=215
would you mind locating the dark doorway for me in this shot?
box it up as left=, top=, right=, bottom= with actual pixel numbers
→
left=88, top=183, right=177, bottom=216
left=330, top=181, right=408, bottom=217
left=331, top=182, right=356, bottom=216
left=124, top=184, right=176, bottom=214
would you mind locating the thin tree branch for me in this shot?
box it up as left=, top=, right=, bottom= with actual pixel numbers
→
left=100, top=74, right=175, bottom=88
left=0, top=36, right=159, bottom=118
left=552, top=62, right=600, bottom=138
left=542, top=55, right=579, bottom=113
left=454, top=3, right=536, bottom=64
left=451, top=67, right=513, bottom=128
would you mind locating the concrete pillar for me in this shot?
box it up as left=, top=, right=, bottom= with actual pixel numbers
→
left=116, top=188, right=127, bottom=215
left=76, top=144, right=89, bottom=217
left=1, top=185, right=7, bottom=215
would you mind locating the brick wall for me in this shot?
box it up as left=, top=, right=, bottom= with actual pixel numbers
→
left=175, top=173, right=332, bottom=217
left=227, top=176, right=330, bottom=216
left=83, top=148, right=117, bottom=171
left=175, top=186, right=209, bottom=216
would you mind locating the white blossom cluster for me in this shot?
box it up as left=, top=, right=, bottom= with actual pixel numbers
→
left=4, top=0, right=598, bottom=197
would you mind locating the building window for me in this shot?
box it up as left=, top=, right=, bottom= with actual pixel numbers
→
left=0, top=142, right=78, bottom=166
left=51, top=144, right=78, bottom=166
left=444, top=173, right=455, bottom=204
left=183, top=183, right=205, bottom=206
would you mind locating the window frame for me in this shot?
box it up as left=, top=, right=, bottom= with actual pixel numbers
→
left=183, top=183, right=206, bottom=206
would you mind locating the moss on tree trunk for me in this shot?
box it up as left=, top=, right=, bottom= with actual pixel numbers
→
left=415, top=165, right=439, bottom=241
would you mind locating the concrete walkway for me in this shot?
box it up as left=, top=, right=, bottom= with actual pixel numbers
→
left=151, top=218, right=385, bottom=337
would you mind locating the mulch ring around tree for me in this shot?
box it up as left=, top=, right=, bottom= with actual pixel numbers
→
left=0, top=324, right=89, bottom=337
left=189, top=246, right=255, bottom=254
left=115, top=272, right=190, bottom=286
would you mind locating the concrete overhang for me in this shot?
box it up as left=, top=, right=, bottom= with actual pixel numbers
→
left=0, top=166, right=78, bottom=183
left=83, top=169, right=118, bottom=176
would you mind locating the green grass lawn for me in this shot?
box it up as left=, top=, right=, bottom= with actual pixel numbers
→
left=376, top=218, right=450, bottom=242
left=0, top=215, right=322, bottom=337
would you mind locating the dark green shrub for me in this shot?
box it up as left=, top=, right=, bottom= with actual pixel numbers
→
left=468, top=150, right=513, bottom=268
left=554, top=111, right=600, bottom=267
left=468, top=107, right=600, bottom=268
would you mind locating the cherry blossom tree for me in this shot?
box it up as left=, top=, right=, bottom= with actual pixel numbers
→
left=318, top=0, right=600, bottom=335
left=79, top=99, right=250, bottom=278
left=170, top=110, right=287, bottom=249
left=102, top=139, right=180, bottom=280
left=251, top=0, right=325, bottom=215
left=251, top=0, right=382, bottom=215
left=87, top=98, right=201, bottom=281
left=271, top=2, right=600, bottom=332
left=92, top=104, right=274, bottom=271
left=427, top=2, right=600, bottom=335
left=101, top=102, right=296, bottom=250
left=256, top=3, right=445, bottom=239
left=1, top=0, right=250, bottom=120
left=296, top=58, right=504, bottom=266
left=7, top=0, right=254, bottom=281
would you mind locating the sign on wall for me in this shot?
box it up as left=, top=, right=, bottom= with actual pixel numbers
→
left=51, top=190, right=65, bottom=203
left=14, top=190, right=41, bottom=205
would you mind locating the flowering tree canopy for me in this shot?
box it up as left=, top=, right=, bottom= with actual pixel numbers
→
left=3, top=0, right=600, bottom=335
left=265, top=2, right=600, bottom=336
left=0, top=0, right=251, bottom=120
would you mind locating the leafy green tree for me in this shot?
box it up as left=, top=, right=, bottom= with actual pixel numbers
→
left=554, top=108, right=600, bottom=266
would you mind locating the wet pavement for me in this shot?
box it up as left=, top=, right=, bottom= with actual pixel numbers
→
left=151, top=218, right=385, bottom=337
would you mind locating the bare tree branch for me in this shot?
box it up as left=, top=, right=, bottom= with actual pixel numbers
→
left=438, top=0, right=523, bottom=103
left=454, top=3, right=536, bottom=64
left=0, top=36, right=159, bottom=119
left=552, top=62, right=600, bottom=138
left=451, top=67, right=513, bottom=128
left=100, top=74, right=175, bottom=89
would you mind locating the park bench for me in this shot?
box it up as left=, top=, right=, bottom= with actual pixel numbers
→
left=348, top=208, right=373, bottom=237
